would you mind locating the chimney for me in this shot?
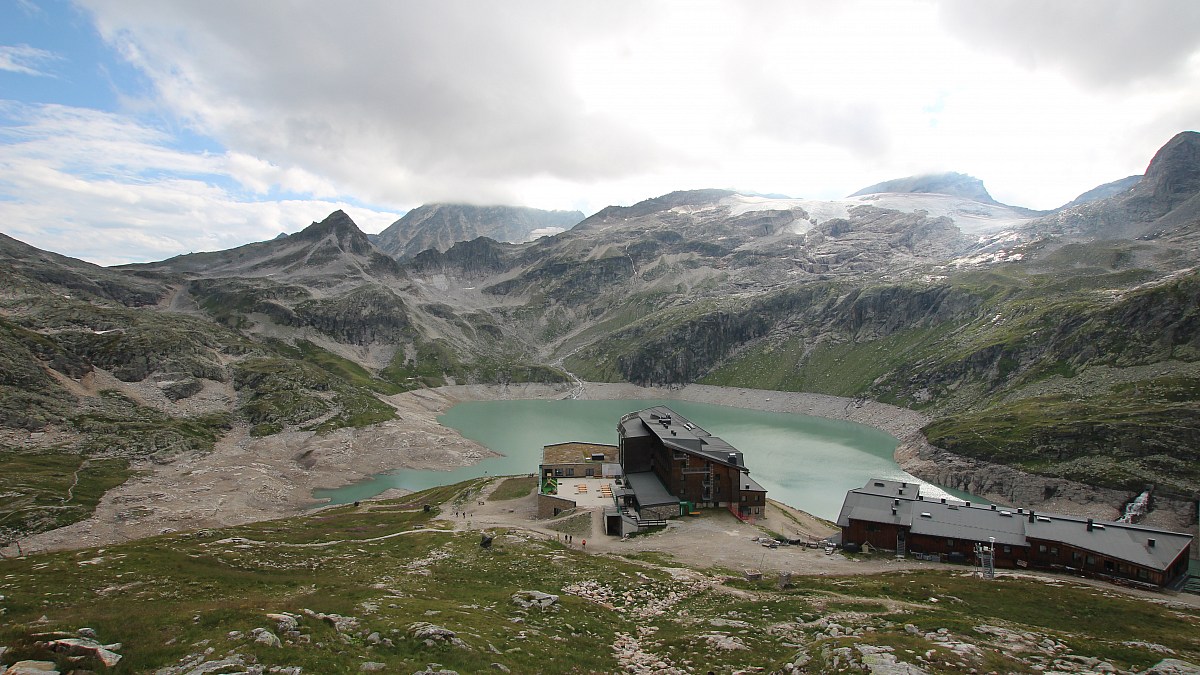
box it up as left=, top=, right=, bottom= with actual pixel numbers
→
left=1086, top=518, right=1094, bottom=532
left=891, top=506, right=897, bottom=515
left=1017, top=508, right=1024, bottom=514
left=1028, top=510, right=1035, bottom=523
left=964, top=501, right=971, bottom=507
left=990, top=504, right=997, bottom=510
left=940, top=497, right=946, bottom=504
left=901, top=482, right=907, bottom=488
left=1148, top=538, right=1156, bottom=548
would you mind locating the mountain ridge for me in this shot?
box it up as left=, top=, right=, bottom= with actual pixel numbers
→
left=2, top=131, right=1199, bottom=547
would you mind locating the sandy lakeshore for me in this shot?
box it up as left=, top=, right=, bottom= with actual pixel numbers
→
left=4, top=381, right=930, bottom=556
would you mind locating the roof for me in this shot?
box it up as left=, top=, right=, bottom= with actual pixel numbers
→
left=541, top=442, right=617, bottom=466
left=839, top=478, right=1193, bottom=571
left=1027, top=514, right=1192, bottom=572
left=619, top=406, right=745, bottom=468
left=739, top=474, right=767, bottom=494
left=624, top=471, right=677, bottom=508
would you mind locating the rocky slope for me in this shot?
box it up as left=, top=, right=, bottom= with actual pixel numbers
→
left=371, top=203, right=584, bottom=259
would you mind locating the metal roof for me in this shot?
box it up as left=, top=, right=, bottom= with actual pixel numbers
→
left=1026, top=515, right=1192, bottom=572
left=839, top=478, right=1193, bottom=571
left=623, top=470, right=677, bottom=508
left=623, top=406, right=746, bottom=468
left=739, top=474, right=767, bottom=493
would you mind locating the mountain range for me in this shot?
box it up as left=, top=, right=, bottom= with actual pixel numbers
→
left=2, top=131, right=1199, bottom=542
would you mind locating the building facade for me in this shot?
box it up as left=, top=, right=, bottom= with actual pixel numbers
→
left=617, top=406, right=767, bottom=520
left=838, top=479, right=1193, bottom=588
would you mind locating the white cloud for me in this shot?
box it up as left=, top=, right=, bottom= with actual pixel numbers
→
left=0, top=44, right=60, bottom=77
left=0, top=102, right=400, bottom=265
left=3, top=0, right=1197, bottom=266
left=69, top=0, right=1199, bottom=216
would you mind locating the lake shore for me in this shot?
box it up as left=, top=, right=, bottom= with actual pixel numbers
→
left=13, top=381, right=1176, bottom=555
left=6, top=381, right=926, bottom=555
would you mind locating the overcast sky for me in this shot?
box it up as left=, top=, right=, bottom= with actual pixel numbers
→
left=1, top=0, right=1198, bottom=265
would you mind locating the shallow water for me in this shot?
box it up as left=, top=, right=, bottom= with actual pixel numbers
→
left=313, top=398, right=974, bottom=520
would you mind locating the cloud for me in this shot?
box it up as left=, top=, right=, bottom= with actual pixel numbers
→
left=937, top=0, right=1200, bottom=88
left=4, top=0, right=1194, bottom=257
left=0, top=102, right=401, bottom=265
left=0, top=44, right=61, bottom=77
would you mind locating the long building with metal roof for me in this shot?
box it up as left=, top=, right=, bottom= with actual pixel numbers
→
left=838, top=479, right=1193, bottom=588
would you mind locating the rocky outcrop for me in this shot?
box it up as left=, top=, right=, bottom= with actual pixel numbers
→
left=895, top=433, right=1197, bottom=531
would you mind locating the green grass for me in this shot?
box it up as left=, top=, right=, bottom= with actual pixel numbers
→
left=0, top=450, right=131, bottom=542
left=489, top=476, right=537, bottom=501
left=1, top=479, right=1197, bottom=674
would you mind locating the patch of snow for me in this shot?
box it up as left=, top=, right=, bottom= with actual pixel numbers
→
left=723, top=192, right=1035, bottom=236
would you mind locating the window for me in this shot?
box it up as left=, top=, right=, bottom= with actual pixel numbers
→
left=1086, top=555, right=1096, bottom=566
left=1050, top=547, right=1058, bottom=555
left=946, top=539, right=954, bottom=547
left=867, top=523, right=880, bottom=532
left=1038, top=544, right=1047, bottom=553
left=566, top=468, right=574, bottom=477
left=1003, top=546, right=1011, bottom=553
left=554, top=468, right=563, bottom=477
left=585, top=468, right=594, bottom=476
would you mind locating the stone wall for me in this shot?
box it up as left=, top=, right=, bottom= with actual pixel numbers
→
left=537, top=494, right=576, bottom=519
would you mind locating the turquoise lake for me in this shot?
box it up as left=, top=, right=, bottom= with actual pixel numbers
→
left=313, top=398, right=971, bottom=521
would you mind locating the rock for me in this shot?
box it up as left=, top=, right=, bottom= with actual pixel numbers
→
left=76, top=628, right=97, bottom=639
left=408, top=623, right=470, bottom=650
left=699, top=633, right=748, bottom=650
left=511, top=590, right=559, bottom=610
left=41, top=637, right=122, bottom=667
left=251, top=628, right=282, bottom=648
left=3, top=661, right=60, bottom=675
left=268, top=668, right=303, bottom=675
left=491, top=664, right=511, bottom=673
left=904, top=624, right=919, bottom=634
left=301, top=609, right=360, bottom=633
left=367, top=632, right=382, bottom=645
left=1140, top=660, right=1200, bottom=675
left=265, top=613, right=299, bottom=632
left=358, top=663, right=386, bottom=672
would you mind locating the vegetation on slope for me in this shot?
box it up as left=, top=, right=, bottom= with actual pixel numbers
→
left=0, top=479, right=1195, bottom=674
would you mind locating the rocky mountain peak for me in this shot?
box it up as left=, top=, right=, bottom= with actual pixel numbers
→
left=292, top=210, right=373, bottom=256
left=849, top=172, right=999, bottom=205
left=1141, top=130, right=1200, bottom=209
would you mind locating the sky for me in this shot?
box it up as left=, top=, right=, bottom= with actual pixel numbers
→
left=1, top=0, right=1198, bottom=266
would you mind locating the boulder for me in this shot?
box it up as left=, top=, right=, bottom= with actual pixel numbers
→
left=251, top=628, right=282, bottom=648
left=41, top=637, right=122, bottom=667
left=408, top=623, right=470, bottom=650
left=1140, top=660, right=1200, bottom=675
left=510, top=590, right=559, bottom=610
left=3, top=662, right=60, bottom=675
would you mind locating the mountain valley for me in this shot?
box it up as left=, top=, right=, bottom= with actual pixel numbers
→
left=2, top=132, right=1199, bottom=551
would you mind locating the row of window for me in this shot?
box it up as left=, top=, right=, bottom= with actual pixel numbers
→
left=551, top=467, right=595, bottom=477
